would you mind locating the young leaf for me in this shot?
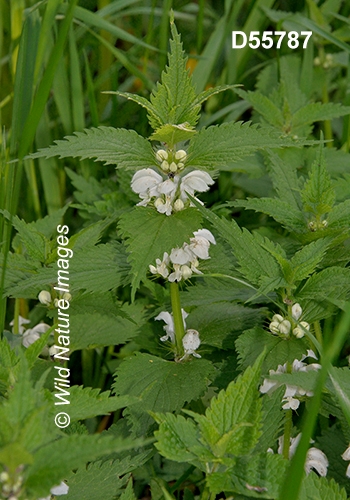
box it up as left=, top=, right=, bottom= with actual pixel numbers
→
left=149, top=20, right=198, bottom=129
left=266, top=150, right=302, bottom=211
left=191, top=353, right=264, bottom=457
left=29, top=127, right=157, bottom=170
left=299, top=473, right=347, bottom=500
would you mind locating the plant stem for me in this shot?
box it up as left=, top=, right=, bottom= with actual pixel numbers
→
left=170, top=281, right=185, bottom=357
left=313, top=320, right=323, bottom=346
left=282, top=409, right=292, bottom=459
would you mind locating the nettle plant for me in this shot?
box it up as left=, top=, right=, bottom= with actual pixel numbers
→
left=1, top=19, right=350, bottom=500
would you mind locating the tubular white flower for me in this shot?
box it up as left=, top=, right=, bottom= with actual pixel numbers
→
left=149, top=252, right=170, bottom=278
left=342, top=445, right=350, bottom=461
left=38, top=290, right=51, bottom=305
left=175, top=150, right=187, bottom=161
left=168, top=264, right=183, bottom=282
left=155, top=309, right=188, bottom=343
left=180, top=329, right=201, bottom=361
left=179, top=170, right=214, bottom=201
left=22, top=323, right=50, bottom=348
left=305, top=447, right=328, bottom=476
left=293, top=321, right=310, bottom=339
left=131, top=168, right=163, bottom=195
left=38, top=481, right=69, bottom=500
left=155, top=196, right=173, bottom=216
left=181, top=265, right=192, bottom=280
left=156, top=149, right=168, bottom=162
left=170, top=246, right=193, bottom=265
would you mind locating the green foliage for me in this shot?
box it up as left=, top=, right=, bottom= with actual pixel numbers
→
left=118, top=207, right=203, bottom=298
left=299, top=473, right=347, bottom=500
left=112, top=353, right=215, bottom=435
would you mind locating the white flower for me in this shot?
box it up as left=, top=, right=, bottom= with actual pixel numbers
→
left=155, top=309, right=188, bottom=343
left=293, top=321, right=310, bottom=339
left=188, top=230, right=216, bottom=260
left=38, top=290, right=51, bottom=305
left=168, top=264, right=183, bottom=282
left=131, top=168, right=164, bottom=205
left=175, top=150, right=187, bottom=161
left=269, top=314, right=291, bottom=336
left=341, top=444, right=350, bottom=478
left=292, top=303, right=303, bottom=321
left=149, top=252, right=170, bottom=278
left=170, top=246, right=193, bottom=265
left=180, top=170, right=214, bottom=202
left=38, top=481, right=69, bottom=500
left=22, top=323, right=50, bottom=348
left=10, top=315, right=30, bottom=334
left=277, top=434, right=328, bottom=476
left=173, top=199, right=184, bottom=212
left=155, top=196, right=174, bottom=216
left=180, top=329, right=201, bottom=361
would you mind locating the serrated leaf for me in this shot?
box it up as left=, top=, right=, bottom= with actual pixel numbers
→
left=186, top=122, right=306, bottom=170
left=69, top=297, right=144, bottom=351
left=112, top=353, right=214, bottom=435
left=63, top=386, right=137, bottom=422
left=191, top=203, right=281, bottom=287
left=120, top=479, right=137, bottom=500
left=29, top=127, right=157, bottom=170
left=232, top=198, right=306, bottom=233
left=207, top=453, right=287, bottom=498
left=25, top=434, right=147, bottom=497
left=293, top=102, right=350, bottom=130
left=299, top=472, right=347, bottom=500
left=267, top=150, right=302, bottom=210
left=234, top=88, right=285, bottom=129
left=289, top=238, right=330, bottom=282
left=150, top=123, right=196, bottom=144
left=105, top=91, right=163, bottom=129
left=1, top=209, right=47, bottom=262
left=149, top=21, right=198, bottom=129
left=192, top=353, right=264, bottom=457
left=153, top=413, right=202, bottom=462
left=302, top=144, right=335, bottom=216
left=236, top=327, right=309, bottom=374
left=255, top=387, right=285, bottom=453
left=328, top=199, right=350, bottom=228
left=118, top=207, right=202, bottom=298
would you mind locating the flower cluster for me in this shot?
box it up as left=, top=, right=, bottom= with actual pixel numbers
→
left=275, top=434, right=328, bottom=476
left=131, top=149, right=214, bottom=216
left=150, top=229, right=216, bottom=282
left=38, top=289, right=71, bottom=308
left=269, top=303, right=310, bottom=339
left=260, top=351, right=321, bottom=410
left=155, top=310, right=201, bottom=361
left=10, top=315, right=50, bottom=348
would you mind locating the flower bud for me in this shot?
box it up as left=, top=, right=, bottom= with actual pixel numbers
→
left=321, top=219, right=328, bottom=228
left=292, top=303, right=302, bottom=321
left=149, top=265, right=157, bottom=274
left=62, top=292, right=72, bottom=301
left=173, top=199, right=184, bottom=212
left=177, top=162, right=185, bottom=170
left=169, top=162, right=178, bottom=173
left=156, top=149, right=168, bottom=162
left=279, top=319, right=291, bottom=335
left=293, top=321, right=310, bottom=339
left=161, top=160, right=169, bottom=171
left=269, top=321, right=280, bottom=335
left=154, top=197, right=164, bottom=208
left=38, top=290, right=51, bottom=305
left=175, top=150, right=187, bottom=161
left=181, top=265, right=192, bottom=280
left=272, top=314, right=284, bottom=323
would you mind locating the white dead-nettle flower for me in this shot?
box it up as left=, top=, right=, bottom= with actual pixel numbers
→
left=180, top=329, right=201, bottom=361
left=10, top=315, right=30, bottom=335
left=150, top=229, right=216, bottom=282
left=22, top=323, right=51, bottom=348
left=293, top=321, right=310, bottom=339
left=292, top=303, right=302, bottom=321
left=130, top=157, right=214, bottom=215
left=38, top=481, right=69, bottom=500
left=269, top=303, right=310, bottom=339
left=341, top=445, right=350, bottom=478
left=277, top=434, right=328, bottom=476
left=155, top=309, right=188, bottom=343
left=38, top=290, right=51, bottom=305
left=260, top=355, right=321, bottom=411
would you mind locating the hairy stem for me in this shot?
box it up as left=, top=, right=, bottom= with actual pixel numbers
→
left=170, top=281, right=185, bottom=357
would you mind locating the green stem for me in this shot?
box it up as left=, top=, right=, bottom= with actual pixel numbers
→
left=313, top=320, right=323, bottom=347
left=282, top=409, right=293, bottom=459
left=170, top=281, right=185, bottom=357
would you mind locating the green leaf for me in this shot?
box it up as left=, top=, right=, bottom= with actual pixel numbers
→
left=234, top=88, right=285, bottom=129
left=207, top=452, right=287, bottom=498
left=289, top=238, right=330, bottom=282
left=69, top=296, right=144, bottom=351
left=328, top=199, right=350, bottom=229
left=301, top=144, right=335, bottom=216
left=191, top=353, right=264, bottom=457
left=25, top=434, right=147, bottom=497
left=118, top=207, right=202, bottom=298
left=186, top=122, right=306, bottom=170
left=153, top=413, right=202, bottom=463
left=29, top=127, right=157, bottom=170
left=232, top=198, right=306, bottom=232
left=150, top=123, right=197, bottom=144
left=266, top=150, right=302, bottom=211
left=236, top=327, right=309, bottom=373
left=292, top=102, right=350, bottom=131
left=112, top=353, right=214, bottom=435
left=255, top=387, right=285, bottom=453
left=299, top=473, right=347, bottom=500
left=120, top=479, right=137, bottom=500
left=149, top=20, right=198, bottom=129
